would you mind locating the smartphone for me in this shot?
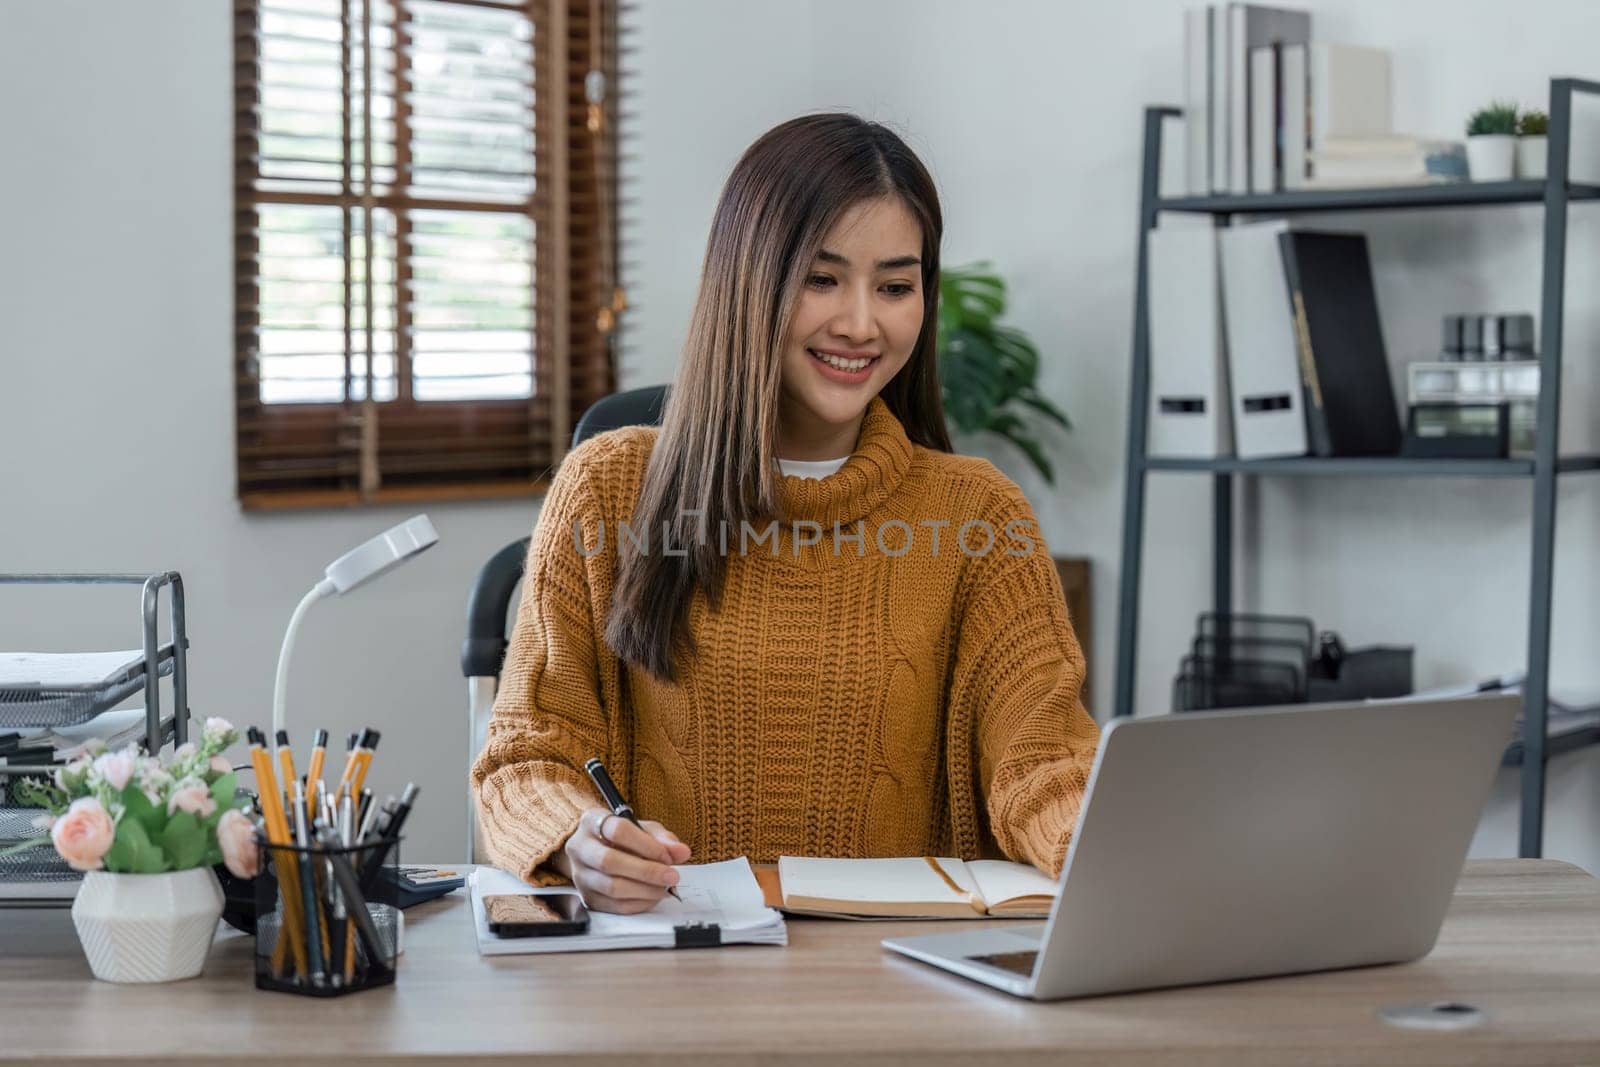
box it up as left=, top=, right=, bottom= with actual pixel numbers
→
left=485, top=892, right=590, bottom=937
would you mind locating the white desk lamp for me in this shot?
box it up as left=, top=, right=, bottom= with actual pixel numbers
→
left=272, top=514, right=439, bottom=739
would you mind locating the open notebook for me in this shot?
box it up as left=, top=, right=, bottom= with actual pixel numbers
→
left=469, top=858, right=787, bottom=955
left=773, top=856, right=1060, bottom=919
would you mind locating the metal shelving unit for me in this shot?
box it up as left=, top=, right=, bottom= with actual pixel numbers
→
left=1114, top=77, right=1600, bottom=859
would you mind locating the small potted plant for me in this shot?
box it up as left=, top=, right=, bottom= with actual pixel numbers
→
left=1465, top=101, right=1519, bottom=182
left=1518, top=108, right=1549, bottom=181
left=5, top=718, right=261, bottom=983
left=937, top=262, right=1070, bottom=484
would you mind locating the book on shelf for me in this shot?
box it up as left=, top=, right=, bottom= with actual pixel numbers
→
left=1277, top=230, right=1403, bottom=457
left=1225, top=3, right=1311, bottom=194
left=1184, top=7, right=1214, bottom=195
left=1280, top=42, right=1309, bottom=188
left=1249, top=44, right=1280, bottom=194
left=1309, top=43, right=1391, bottom=150
left=772, top=856, right=1059, bottom=919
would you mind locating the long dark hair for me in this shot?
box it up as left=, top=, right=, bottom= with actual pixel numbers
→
left=605, top=113, right=949, bottom=682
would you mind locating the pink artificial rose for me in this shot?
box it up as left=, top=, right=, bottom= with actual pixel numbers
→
left=173, top=742, right=198, bottom=761
left=92, top=749, right=136, bottom=792
left=209, top=755, right=233, bottom=776
left=217, top=809, right=261, bottom=879
left=51, top=797, right=115, bottom=872
left=168, top=782, right=217, bottom=819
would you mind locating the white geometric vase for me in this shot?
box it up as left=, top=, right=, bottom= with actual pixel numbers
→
left=71, top=867, right=224, bottom=983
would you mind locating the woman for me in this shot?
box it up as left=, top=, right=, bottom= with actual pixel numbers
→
left=471, top=113, right=1099, bottom=914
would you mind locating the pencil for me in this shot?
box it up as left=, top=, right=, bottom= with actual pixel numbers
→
left=334, top=730, right=362, bottom=801
left=247, top=727, right=309, bottom=980
left=305, top=727, right=329, bottom=810
left=352, top=730, right=380, bottom=797
left=274, top=729, right=297, bottom=797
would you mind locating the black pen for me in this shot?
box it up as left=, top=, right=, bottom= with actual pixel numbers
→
left=584, top=757, right=682, bottom=902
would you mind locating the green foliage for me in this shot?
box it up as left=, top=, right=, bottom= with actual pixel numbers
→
left=937, top=263, right=1070, bottom=484
left=1519, top=109, right=1549, bottom=136
left=1467, top=101, right=1519, bottom=136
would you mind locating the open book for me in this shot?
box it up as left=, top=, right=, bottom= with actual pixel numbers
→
left=773, top=856, right=1060, bottom=919
left=469, top=858, right=787, bottom=955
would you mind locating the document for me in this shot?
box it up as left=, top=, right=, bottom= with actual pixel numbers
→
left=469, top=857, right=787, bottom=955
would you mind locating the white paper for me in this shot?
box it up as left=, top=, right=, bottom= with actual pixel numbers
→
left=966, top=860, right=1060, bottom=910
left=778, top=856, right=981, bottom=909
left=0, top=650, right=143, bottom=688
left=470, top=858, right=786, bottom=955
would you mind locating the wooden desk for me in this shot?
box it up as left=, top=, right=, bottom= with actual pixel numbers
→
left=3, top=859, right=1599, bottom=1065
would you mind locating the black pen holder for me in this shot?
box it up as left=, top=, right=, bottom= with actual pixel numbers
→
left=253, top=835, right=402, bottom=997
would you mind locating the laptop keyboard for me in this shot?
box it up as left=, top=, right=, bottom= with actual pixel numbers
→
left=967, top=949, right=1038, bottom=976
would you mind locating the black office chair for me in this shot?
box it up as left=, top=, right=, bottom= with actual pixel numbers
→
left=460, top=385, right=668, bottom=860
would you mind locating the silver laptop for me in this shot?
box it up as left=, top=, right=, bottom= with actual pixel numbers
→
left=883, top=695, right=1518, bottom=1000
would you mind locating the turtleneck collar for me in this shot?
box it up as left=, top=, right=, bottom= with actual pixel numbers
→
left=776, top=395, right=914, bottom=527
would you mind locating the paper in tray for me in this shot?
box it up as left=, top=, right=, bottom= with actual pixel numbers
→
left=0, top=648, right=175, bottom=730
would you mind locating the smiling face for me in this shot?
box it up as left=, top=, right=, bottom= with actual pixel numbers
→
left=776, top=196, right=926, bottom=461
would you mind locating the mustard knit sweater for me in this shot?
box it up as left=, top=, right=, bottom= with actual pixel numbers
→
left=470, top=397, right=1100, bottom=884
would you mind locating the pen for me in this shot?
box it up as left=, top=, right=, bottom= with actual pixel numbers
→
left=584, top=757, right=682, bottom=902
left=315, top=827, right=391, bottom=971
left=292, top=779, right=327, bottom=987
left=360, top=783, right=417, bottom=894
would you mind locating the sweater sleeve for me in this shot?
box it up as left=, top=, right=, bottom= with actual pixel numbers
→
left=469, top=452, right=610, bottom=885
left=949, top=488, right=1101, bottom=878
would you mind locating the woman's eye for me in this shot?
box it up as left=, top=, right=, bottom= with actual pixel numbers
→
left=883, top=283, right=915, bottom=297
left=807, top=274, right=835, bottom=288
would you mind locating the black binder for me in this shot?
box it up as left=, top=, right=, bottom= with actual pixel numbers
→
left=1278, top=231, right=1403, bottom=457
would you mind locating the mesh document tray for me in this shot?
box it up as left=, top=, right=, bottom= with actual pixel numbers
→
left=0, top=647, right=177, bottom=730
left=1174, top=655, right=1303, bottom=712
left=0, top=820, right=79, bottom=902
left=1192, top=634, right=1309, bottom=692
left=1197, top=612, right=1315, bottom=650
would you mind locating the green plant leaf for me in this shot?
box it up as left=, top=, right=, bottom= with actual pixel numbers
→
left=159, top=811, right=205, bottom=870
left=935, top=259, right=1068, bottom=483
left=121, top=783, right=167, bottom=836
left=115, top=817, right=169, bottom=874
left=104, top=834, right=134, bottom=872
left=1015, top=389, right=1072, bottom=429
left=209, top=772, right=238, bottom=811
left=993, top=423, right=1056, bottom=484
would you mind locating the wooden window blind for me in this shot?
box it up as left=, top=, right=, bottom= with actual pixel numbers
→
left=233, top=0, right=624, bottom=509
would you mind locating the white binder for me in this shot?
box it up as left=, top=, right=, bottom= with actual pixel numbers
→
left=1147, top=219, right=1232, bottom=459
left=1218, top=220, right=1308, bottom=458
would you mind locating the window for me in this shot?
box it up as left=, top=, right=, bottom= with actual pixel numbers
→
left=233, top=0, right=623, bottom=508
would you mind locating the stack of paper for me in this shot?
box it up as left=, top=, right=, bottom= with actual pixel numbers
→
left=469, top=858, right=787, bottom=955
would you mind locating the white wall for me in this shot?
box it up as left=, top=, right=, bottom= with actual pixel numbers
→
left=4, top=0, right=1599, bottom=868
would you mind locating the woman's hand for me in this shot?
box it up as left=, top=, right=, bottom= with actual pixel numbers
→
left=554, top=806, right=692, bottom=914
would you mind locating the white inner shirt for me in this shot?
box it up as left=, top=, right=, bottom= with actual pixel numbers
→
left=777, top=456, right=849, bottom=480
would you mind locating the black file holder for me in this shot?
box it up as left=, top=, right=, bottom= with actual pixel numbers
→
left=253, top=835, right=401, bottom=997
left=673, top=921, right=721, bottom=948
